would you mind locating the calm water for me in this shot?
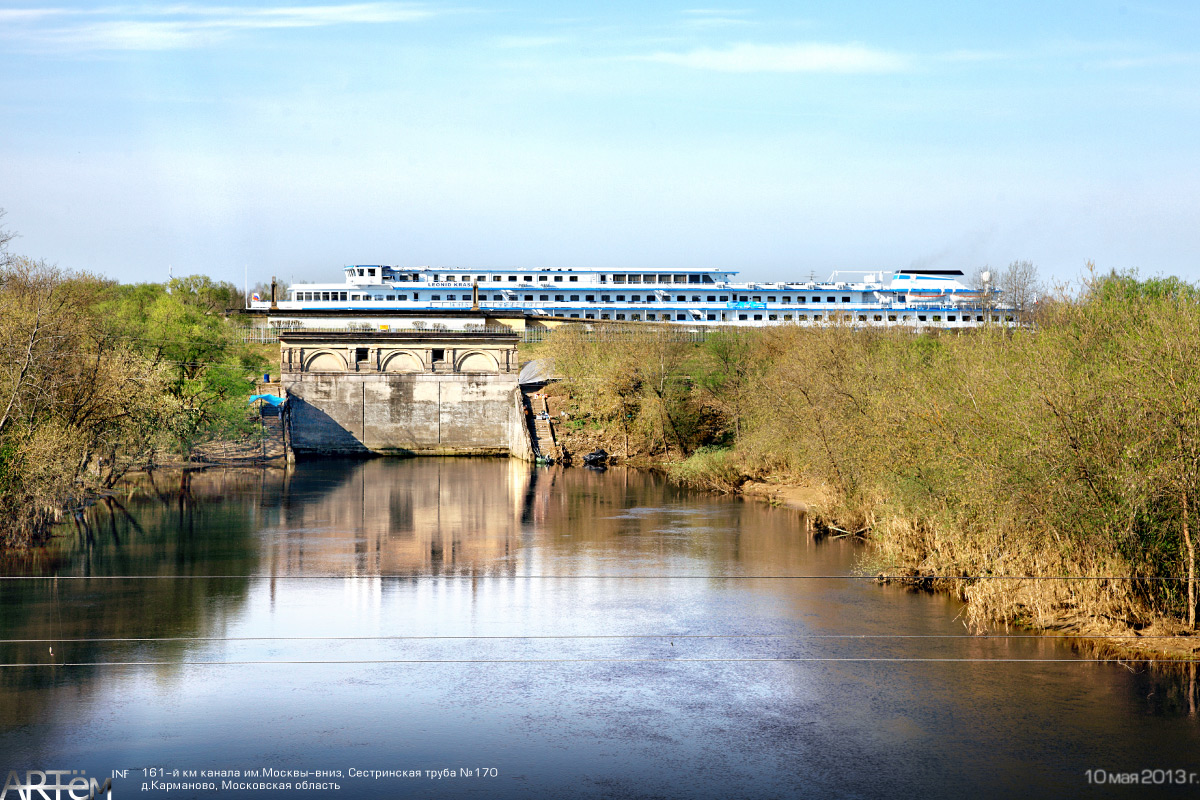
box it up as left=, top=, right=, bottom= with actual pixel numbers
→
left=2, top=459, right=1199, bottom=799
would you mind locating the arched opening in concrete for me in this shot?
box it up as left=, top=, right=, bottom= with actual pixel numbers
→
left=456, top=350, right=500, bottom=373
left=305, top=351, right=347, bottom=372
left=382, top=351, right=425, bottom=373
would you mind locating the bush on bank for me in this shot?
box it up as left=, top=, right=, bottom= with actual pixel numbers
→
left=542, top=271, right=1200, bottom=630
left=0, top=219, right=266, bottom=546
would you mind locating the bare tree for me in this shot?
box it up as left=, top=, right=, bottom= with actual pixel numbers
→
left=0, top=209, right=14, bottom=268
left=997, top=259, right=1042, bottom=324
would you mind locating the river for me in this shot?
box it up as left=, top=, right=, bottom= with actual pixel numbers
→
left=2, top=459, right=1198, bottom=798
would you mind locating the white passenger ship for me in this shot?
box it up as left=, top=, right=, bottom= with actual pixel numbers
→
left=252, top=265, right=1010, bottom=327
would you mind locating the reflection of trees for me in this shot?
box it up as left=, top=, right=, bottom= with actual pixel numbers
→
left=0, top=467, right=278, bottom=727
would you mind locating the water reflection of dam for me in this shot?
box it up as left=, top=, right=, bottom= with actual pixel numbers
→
left=264, top=459, right=815, bottom=578
left=266, top=458, right=537, bottom=576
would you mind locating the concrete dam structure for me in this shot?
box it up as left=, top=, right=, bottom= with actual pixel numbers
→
left=279, top=329, right=534, bottom=460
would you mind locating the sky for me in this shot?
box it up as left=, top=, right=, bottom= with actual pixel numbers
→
left=1, top=1, right=1198, bottom=288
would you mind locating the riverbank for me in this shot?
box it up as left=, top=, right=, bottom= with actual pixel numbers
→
left=531, top=276, right=1200, bottom=665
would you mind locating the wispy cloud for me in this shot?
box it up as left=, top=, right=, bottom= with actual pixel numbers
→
left=1095, top=52, right=1200, bottom=69
left=1, top=3, right=438, bottom=51
left=639, top=42, right=909, bottom=73
left=681, top=8, right=753, bottom=28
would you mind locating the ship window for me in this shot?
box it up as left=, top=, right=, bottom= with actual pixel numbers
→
left=888, top=315, right=897, bottom=322
left=570, top=313, right=579, bottom=318
left=798, top=314, right=807, bottom=320
left=874, top=315, right=883, bottom=321
left=1004, top=315, right=1014, bottom=322
left=781, top=297, right=790, bottom=303
left=601, top=295, right=610, bottom=301
left=447, top=295, right=456, bottom=300
left=538, top=276, right=548, bottom=282
left=812, top=296, right=820, bottom=302
left=612, top=274, right=626, bottom=284
left=432, top=349, right=445, bottom=363
left=738, top=314, right=748, bottom=320
left=657, top=274, right=671, bottom=283
left=631, top=313, right=641, bottom=320
left=842, top=296, right=851, bottom=303
left=616, top=295, right=626, bottom=301
left=431, top=295, right=441, bottom=300
left=524, top=275, right=533, bottom=281
left=675, top=295, right=685, bottom=301
left=600, top=313, right=610, bottom=319
left=599, top=275, right=607, bottom=283
left=813, top=314, right=822, bottom=321
left=368, top=268, right=376, bottom=276
left=720, top=296, right=728, bottom=301
left=387, top=295, right=395, bottom=301
left=445, top=275, right=455, bottom=281
left=355, top=348, right=369, bottom=362
left=570, top=295, right=578, bottom=301
left=918, top=315, right=927, bottom=321
left=688, top=274, right=701, bottom=283
left=616, top=313, right=626, bottom=320
left=754, top=314, right=763, bottom=320
left=858, top=315, right=867, bottom=321
left=554, top=276, right=563, bottom=282
left=477, top=275, right=487, bottom=281
left=540, top=294, right=549, bottom=301
left=631, top=295, right=640, bottom=301
left=933, top=315, right=942, bottom=321
left=768, top=314, right=777, bottom=320
left=586, top=295, right=595, bottom=301
left=948, top=315, right=957, bottom=322
left=752, top=296, right=761, bottom=302
left=692, top=296, right=701, bottom=302
left=340, top=292, right=347, bottom=300
left=412, top=293, right=418, bottom=300
left=797, top=297, right=805, bottom=303
left=977, top=316, right=984, bottom=322
left=356, top=269, right=364, bottom=276
left=351, top=294, right=360, bottom=301
left=492, top=275, right=501, bottom=281
left=627, top=275, right=641, bottom=284
left=768, top=296, right=776, bottom=302
left=525, top=295, right=533, bottom=301
left=706, top=314, right=716, bottom=321
left=707, top=296, right=716, bottom=302
left=586, top=313, right=595, bottom=319
left=647, top=314, right=655, bottom=320
left=569, top=276, right=578, bottom=282
left=508, top=275, right=517, bottom=282
left=826, top=297, right=835, bottom=303
left=784, top=314, right=792, bottom=320
left=398, top=295, right=408, bottom=301
left=674, top=275, right=687, bottom=284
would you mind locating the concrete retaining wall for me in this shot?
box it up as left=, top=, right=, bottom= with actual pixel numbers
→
left=286, top=373, right=530, bottom=458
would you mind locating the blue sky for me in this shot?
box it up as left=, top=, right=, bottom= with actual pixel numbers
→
left=1, top=1, right=1197, bottom=287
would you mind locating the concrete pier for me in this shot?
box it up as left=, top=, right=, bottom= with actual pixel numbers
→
left=279, top=329, right=534, bottom=460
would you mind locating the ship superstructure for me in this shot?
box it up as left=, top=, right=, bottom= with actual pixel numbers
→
left=251, top=265, right=1010, bottom=327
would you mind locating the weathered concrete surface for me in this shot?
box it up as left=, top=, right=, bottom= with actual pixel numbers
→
left=286, top=373, right=531, bottom=457
left=280, top=328, right=532, bottom=460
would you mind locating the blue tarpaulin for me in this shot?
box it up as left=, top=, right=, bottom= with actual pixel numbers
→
left=248, top=393, right=286, bottom=407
